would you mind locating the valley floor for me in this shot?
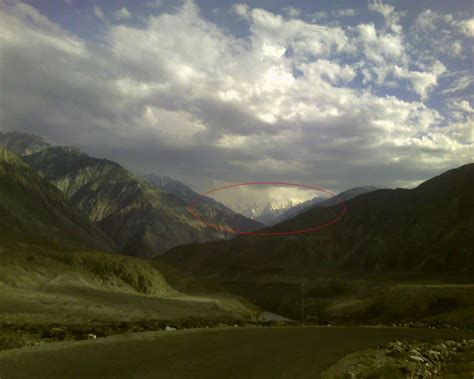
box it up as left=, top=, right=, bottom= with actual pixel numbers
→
left=0, top=326, right=472, bottom=379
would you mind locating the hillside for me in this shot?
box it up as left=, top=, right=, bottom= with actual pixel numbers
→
left=0, top=131, right=51, bottom=156
left=143, top=173, right=263, bottom=233
left=160, top=164, right=474, bottom=275
left=0, top=148, right=115, bottom=251
left=20, top=146, right=236, bottom=258
left=159, top=164, right=474, bottom=322
left=0, top=143, right=259, bottom=349
left=272, top=186, right=380, bottom=225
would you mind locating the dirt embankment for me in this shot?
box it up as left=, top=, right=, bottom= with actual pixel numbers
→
left=323, top=338, right=474, bottom=378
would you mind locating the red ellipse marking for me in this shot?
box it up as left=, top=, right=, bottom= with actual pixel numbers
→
left=187, top=182, right=347, bottom=236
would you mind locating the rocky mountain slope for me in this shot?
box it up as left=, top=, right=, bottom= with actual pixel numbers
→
left=21, top=146, right=233, bottom=258
left=143, top=173, right=263, bottom=233
left=0, top=148, right=115, bottom=251
left=0, top=131, right=51, bottom=156
left=160, top=163, right=474, bottom=275
left=158, top=164, right=474, bottom=322
left=271, top=186, right=381, bottom=225
left=0, top=131, right=262, bottom=257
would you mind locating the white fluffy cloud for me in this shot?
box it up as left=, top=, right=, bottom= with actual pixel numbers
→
left=392, top=62, right=446, bottom=99
left=357, top=23, right=405, bottom=63
left=458, top=18, right=474, bottom=37
left=0, top=0, right=472, bottom=195
left=369, top=0, right=404, bottom=34
left=232, top=3, right=249, bottom=18
left=413, top=9, right=473, bottom=60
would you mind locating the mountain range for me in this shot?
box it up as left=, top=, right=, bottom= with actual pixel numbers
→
left=234, top=187, right=381, bottom=226
left=159, top=163, right=474, bottom=275
left=3, top=131, right=472, bottom=273
left=143, top=173, right=263, bottom=233
left=157, top=163, right=474, bottom=320
left=240, top=201, right=298, bottom=225
left=0, top=131, right=260, bottom=258
left=271, top=186, right=382, bottom=225
left=1, top=129, right=473, bottom=327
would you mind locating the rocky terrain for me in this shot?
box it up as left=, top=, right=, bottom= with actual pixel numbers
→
left=1, top=130, right=473, bottom=377
left=0, top=130, right=50, bottom=156
left=0, top=131, right=261, bottom=257
left=143, top=173, right=263, bottom=233
left=323, top=338, right=474, bottom=378
left=0, top=148, right=114, bottom=251
left=272, top=186, right=381, bottom=225
left=20, top=145, right=233, bottom=257
left=159, top=164, right=474, bottom=324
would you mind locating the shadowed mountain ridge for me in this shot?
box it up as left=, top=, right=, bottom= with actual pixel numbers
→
left=160, top=163, right=474, bottom=275
left=0, top=148, right=115, bottom=251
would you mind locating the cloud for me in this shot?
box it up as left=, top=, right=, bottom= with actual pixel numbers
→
left=282, top=7, right=301, bottom=19
left=449, top=100, right=474, bottom=113
left=356, top=23, right=405, bottom=63
left=450, top=40, right=463, bottom=56
left=114, top=7, right=132, bottom=21
left=458, top=18, right=474, bottom=37
left=336, top=9, right=357, bottom=17
left=147, top=0, right=163, bottom=9
left=413, top=9, right=473, bottom=59
left=441, top=73, right=474, bottom=95
left=369, top=0, right=404, bottom=33
left=0, top=0, right=472, bottom=199
left=392, top=61, right=446, bottom=99
left=311, top=12, right=327, bottom=22
left=93, top=5, right=106, bottom=23
left=232, top=3, right=249, bottom=18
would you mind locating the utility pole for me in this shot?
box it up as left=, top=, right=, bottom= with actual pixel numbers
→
left=300, top=272, right=304, bottom=323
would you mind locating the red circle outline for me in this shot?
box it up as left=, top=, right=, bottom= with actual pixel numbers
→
left=187, top=182, right=347, bottom=236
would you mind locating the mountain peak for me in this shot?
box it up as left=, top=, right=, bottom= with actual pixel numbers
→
left=143, top=173, right=264, bottom=234
left=0, top=130, right=51, bottom=156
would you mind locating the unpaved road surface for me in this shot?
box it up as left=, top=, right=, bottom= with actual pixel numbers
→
left=0, top=326, right=472, bottom=378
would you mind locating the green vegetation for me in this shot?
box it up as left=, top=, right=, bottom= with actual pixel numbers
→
left=0, top=241, right=259, bottom=350
left=0, top=138, right=260, bottom=353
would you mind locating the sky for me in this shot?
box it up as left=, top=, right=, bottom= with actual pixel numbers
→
left=0, top=0, right=473, bottom=207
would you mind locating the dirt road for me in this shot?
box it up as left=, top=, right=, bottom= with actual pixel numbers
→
left=0, top=326, right=472, bottom=378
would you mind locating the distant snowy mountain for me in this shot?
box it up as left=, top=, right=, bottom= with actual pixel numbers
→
left=240, top=200, right=304, bottom=225
left=272, top=186, right=383, bottom=225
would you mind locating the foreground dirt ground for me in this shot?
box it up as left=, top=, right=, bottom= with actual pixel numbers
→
left=1, top=326, right=473, bottom=379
